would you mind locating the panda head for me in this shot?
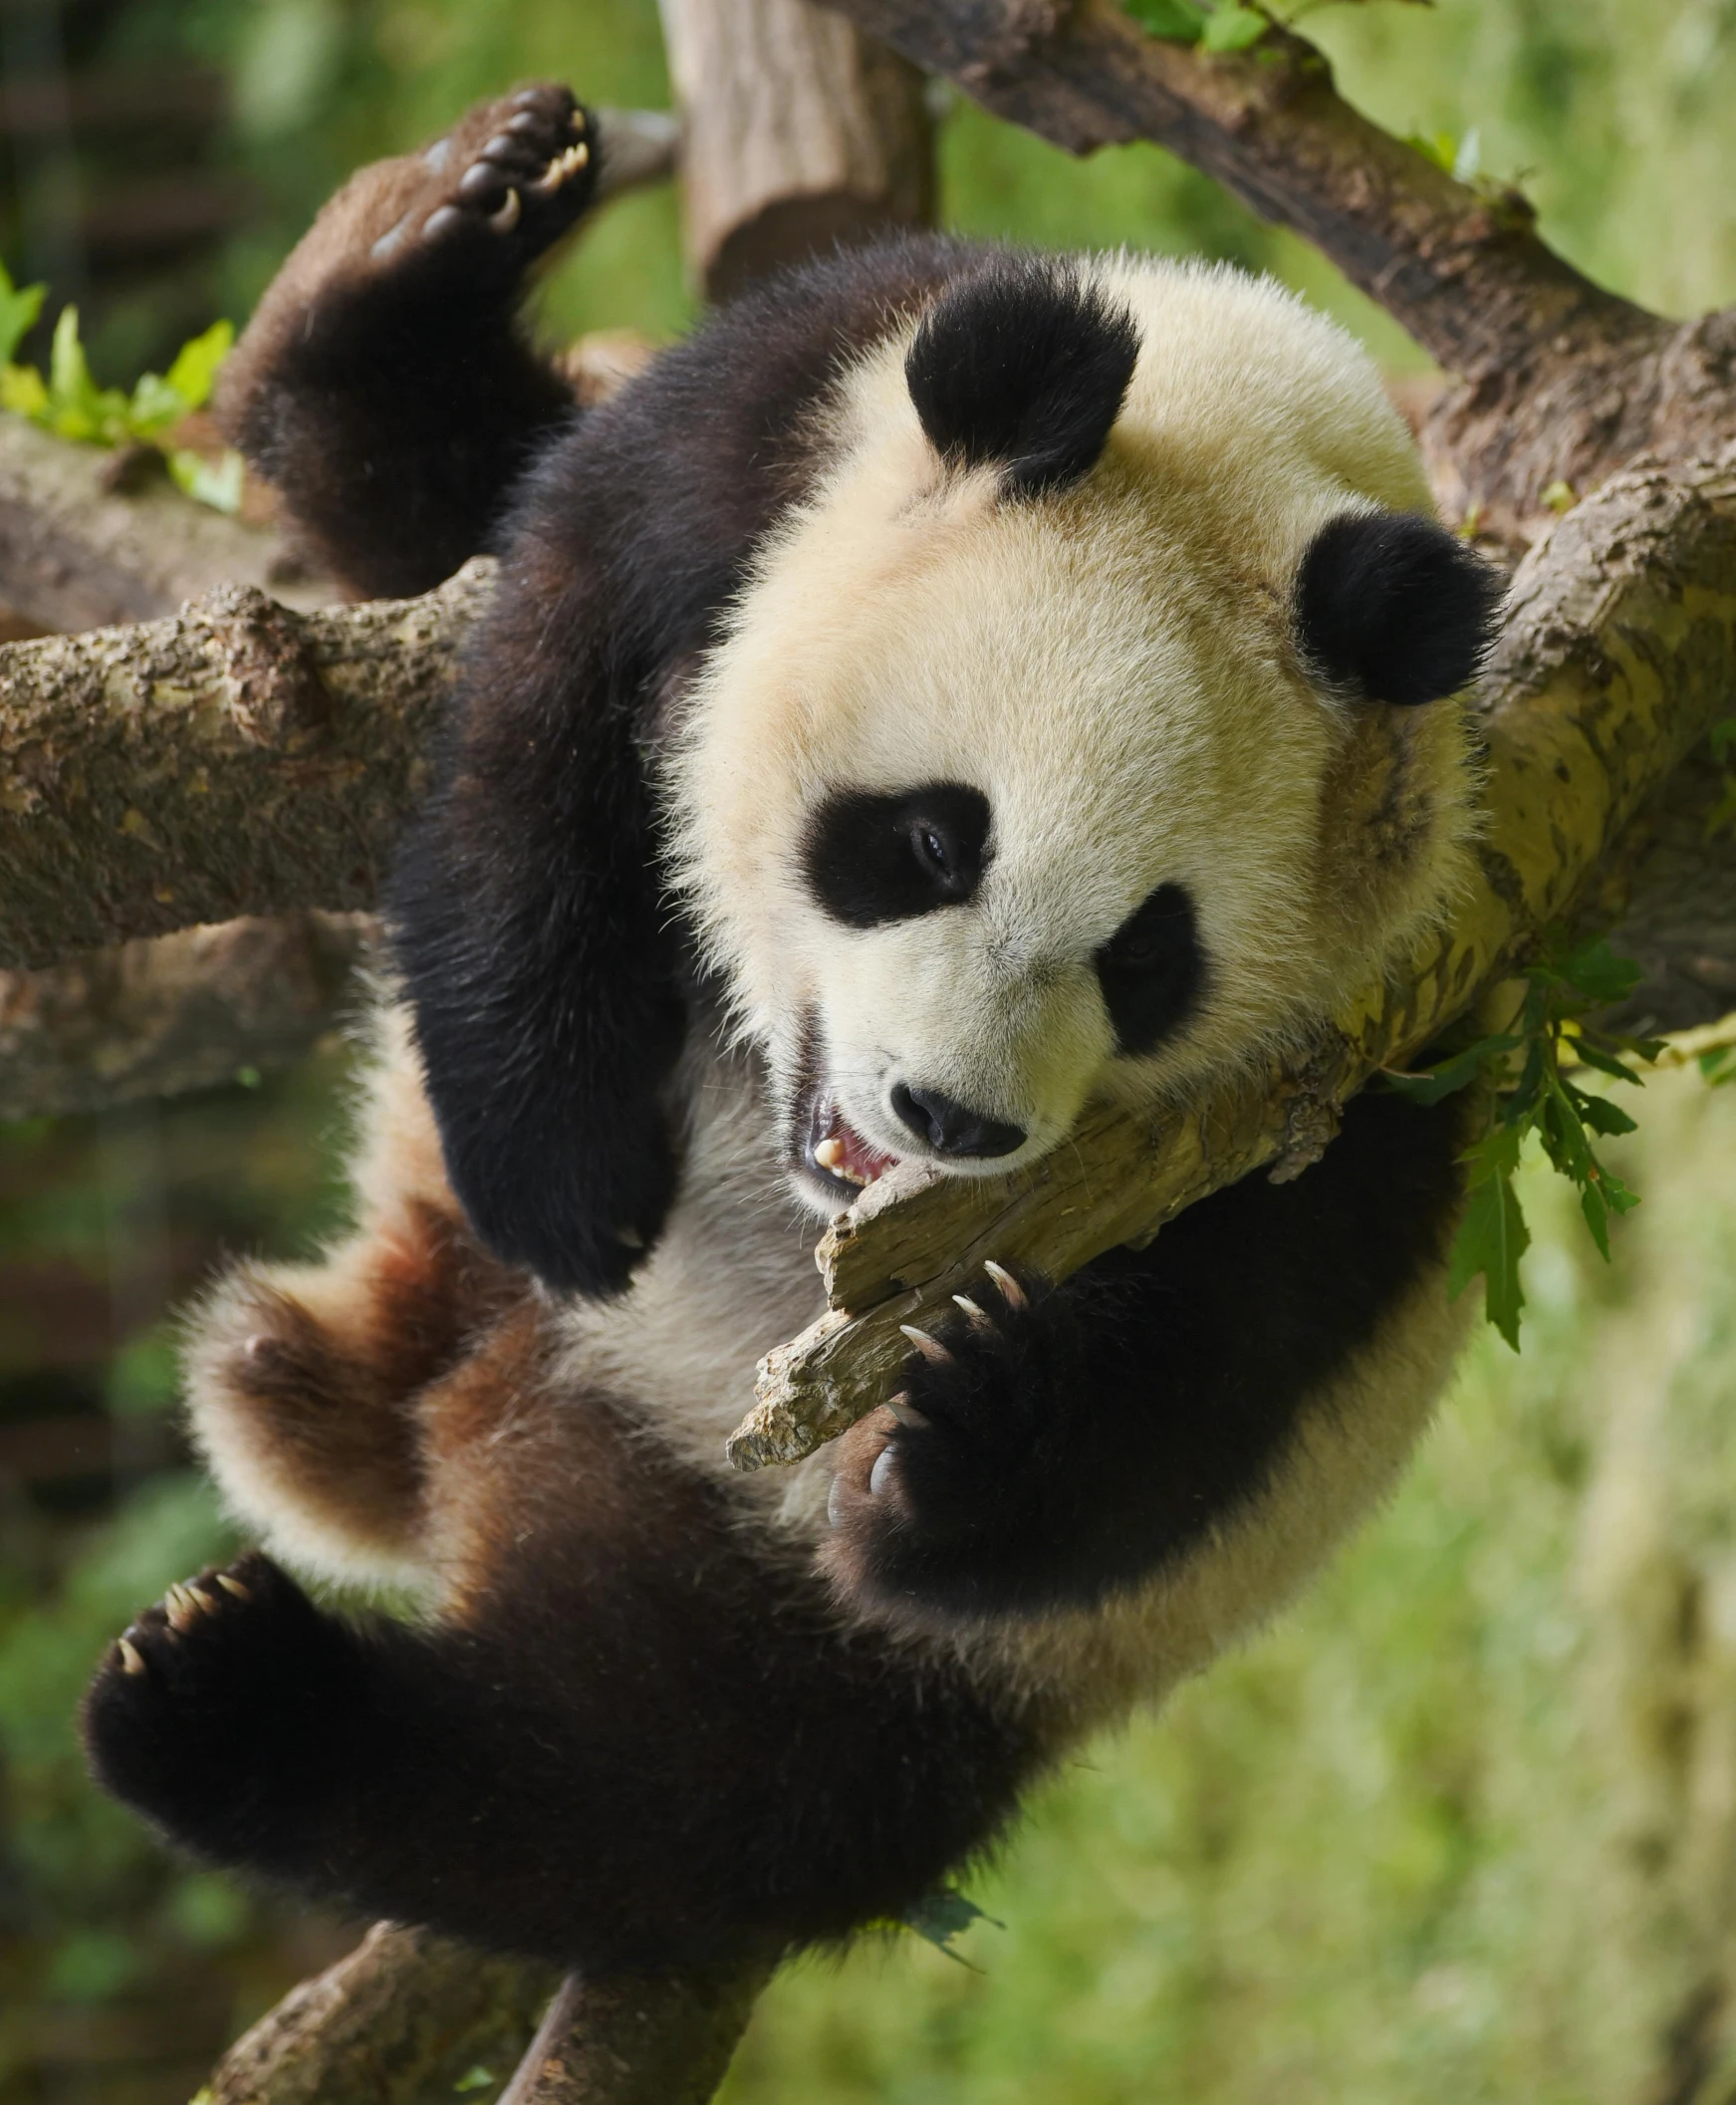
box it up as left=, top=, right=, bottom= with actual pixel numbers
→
left=672, top=254, right=1501, bottom=1218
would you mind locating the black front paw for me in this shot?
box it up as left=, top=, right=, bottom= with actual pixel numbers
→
left=824, top=1261, right=1086, bottom=1625
left=83, top=1552, right=364, bottom=1866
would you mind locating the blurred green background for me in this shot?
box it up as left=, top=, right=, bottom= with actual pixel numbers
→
left=4, top=1, right=1736, bottom=2100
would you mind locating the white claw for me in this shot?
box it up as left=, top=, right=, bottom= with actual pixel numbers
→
left=869, top=1447, right=898, bottom=1498
left=983, top=1260, right=1027, bottom=1312
left=532, top=140, right=590, bottom=193
left=217, top=1573, right=251, bottom=1602
left=119, top=1638, right=145, bottom=1678
left=952, top=1293, right=993, bottom=1330
left=164, top=1583, right=203, bottom=1632
left=490, top=186, right=522, bottom=231
left=885, top=1393, right=927, bottom=1429
left=899, top=1324, right=953, bottom=1366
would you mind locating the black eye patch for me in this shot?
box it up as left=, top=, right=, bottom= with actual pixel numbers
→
left=801, top=783, right=992, bottom=928
left=1095, top=883, right=1204, bottom=1056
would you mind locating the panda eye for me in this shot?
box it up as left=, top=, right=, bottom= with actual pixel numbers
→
left=1095, top=883, right=1205, bottom=1056
left=911, top=824, right=955, bottom=883
left=802, top=783, right=991, bottom=927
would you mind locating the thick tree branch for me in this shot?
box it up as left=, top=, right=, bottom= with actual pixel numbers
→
left=498, top=1964, right=773, bottom=2105
left=205, top=1923, right=555, bottom=2105
left=820, top=0, right=1643, bottom=378
left=818, top=0, right=1736, bottom=544
left=730, top=459, right=1736, bottom=1465
left=0, top=912, right=372, bottom=1121
left=0, top=563, right=489, bottom=970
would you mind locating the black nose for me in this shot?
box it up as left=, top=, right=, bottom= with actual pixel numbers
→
left=889, top=1083, right=1027, bottom=1160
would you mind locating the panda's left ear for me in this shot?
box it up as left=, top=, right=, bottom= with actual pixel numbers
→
left=1294, top=510, right=1504, bottom=706
left=905, top=257, right=1139, bottom=498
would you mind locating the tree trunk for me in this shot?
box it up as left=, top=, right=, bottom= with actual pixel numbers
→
left=657, top=0, right=932, bottom=297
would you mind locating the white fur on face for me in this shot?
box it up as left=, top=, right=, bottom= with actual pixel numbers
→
left=669, top=257, right=1476, bottom=1203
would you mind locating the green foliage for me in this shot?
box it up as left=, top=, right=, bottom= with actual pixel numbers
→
left=1385, top=935, right=1664, bottom=1349
left=1122, top=0, right=1270, bottom=49
left=1700, top=1044, right=1736, bottom=1087
left=899, top=1888, right=1003, bottom=1968
left=0, top=261, right=243, bottom=513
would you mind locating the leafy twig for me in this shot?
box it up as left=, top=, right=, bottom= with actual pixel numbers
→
left=0, top=260, right=242, bottom=512
left=1384, top=935, right=1664, bottom=1348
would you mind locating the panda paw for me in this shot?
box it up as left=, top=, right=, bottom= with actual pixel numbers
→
left=362, top=85, right=598, bottom=283
left=823, top=1261, right=1086, bottom=1626
left=82, top=1552, right=359, bottom=1860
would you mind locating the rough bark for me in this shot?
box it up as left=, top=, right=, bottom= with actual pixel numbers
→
left=818, top=0, right=1736, bottom=548
left=657, top=0, right=932, bottom=298
left=204, top=1923, right=557, bottom=2105
left=0, top=912, right=372, bottom=1122
left=730, top=460, right=1736, bottom=1466
left=0, top=410, right=336, bottom=634
left=498, top=1964, right=774, bottom=2105
left=0, top=562, right=490, bottom=970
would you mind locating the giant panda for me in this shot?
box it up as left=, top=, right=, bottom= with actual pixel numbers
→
left=81, top=84, right=1503, bottom=1975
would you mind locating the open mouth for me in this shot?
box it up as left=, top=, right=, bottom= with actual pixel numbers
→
left=798, top=1083, right=899, bottom=1202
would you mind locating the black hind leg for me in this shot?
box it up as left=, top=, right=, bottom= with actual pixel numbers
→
left=218, top=85, right=600, bottom=597
left=84, top=1553, right=372, bottom=1868
left=85, top=1482, right=1045, bottom=1971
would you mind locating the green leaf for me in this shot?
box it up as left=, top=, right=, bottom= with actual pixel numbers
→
left=900, top=1885, right=1002, bottom=1965
left=454, top=2069, right=496, bottom=2094
left=1577, top=1093, right=1637, bottom=1138
left=1554, top=933, right=1642, bottom=1006
left=1407, top=131, right=1460, bottom=174
left=0, top=258, right=46, bottom=368
left=162, top=318, right=233, bottom=411
left=1579, top=1178, right=1611, bottom=1259
left=1699, top=1044, right=1736, bottom=1085
left=1447, top=1132, right=1530, bottom=1350
left=1382, top=1034, right=1521, bottom=1104
left=1124, top=0, right=1208, bottom=39
left=45, top=306, right=130, bottom=442
left=1200, top=4, right=1268, bottom=49
left=1572, top=1038, right=1646, bottom=1085
left=0, top=361, right=48, bottom=419
left=168, top=446, right=245, bottom=514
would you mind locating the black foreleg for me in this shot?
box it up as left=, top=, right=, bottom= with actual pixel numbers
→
left=827, top=1088, right=1469, bottom=1625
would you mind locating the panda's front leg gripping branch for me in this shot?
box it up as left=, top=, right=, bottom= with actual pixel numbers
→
left=729, top=461, right=1736, bottom=1469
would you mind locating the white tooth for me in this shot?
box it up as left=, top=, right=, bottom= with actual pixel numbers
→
left=814, top=1136, right=846, bottom=1172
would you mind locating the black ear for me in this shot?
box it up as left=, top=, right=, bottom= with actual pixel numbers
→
left=1294, top=510, right=1503, bottom=707
left=904, top=257, right=1139, bottom=498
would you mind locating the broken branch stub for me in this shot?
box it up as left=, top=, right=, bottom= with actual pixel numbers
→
left=729, top=461, right=1736, bottom=1468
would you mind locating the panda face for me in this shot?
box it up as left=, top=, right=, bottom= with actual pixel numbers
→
left=669, top=256, right=1491, bottom=1220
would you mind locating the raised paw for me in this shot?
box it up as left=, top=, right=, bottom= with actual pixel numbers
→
left=83, top=1552, right=364, bottom=1865
left=822, top=1261, right=1085, bottom=1629
left=366, top=84, right=598, bottom=280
